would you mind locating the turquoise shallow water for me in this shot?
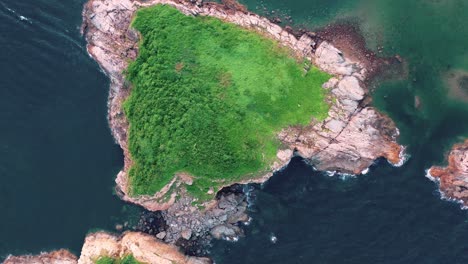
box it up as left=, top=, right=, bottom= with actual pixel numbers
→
left=1, top=0, right=468, bottom=263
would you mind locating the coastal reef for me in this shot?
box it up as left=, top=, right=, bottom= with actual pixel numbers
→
left=427, top=139, right=468, bottom=206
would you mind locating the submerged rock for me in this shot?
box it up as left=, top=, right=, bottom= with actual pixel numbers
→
left=427, top=139, right=468, bottom=206
left=210, top=225, right=241, bottom=240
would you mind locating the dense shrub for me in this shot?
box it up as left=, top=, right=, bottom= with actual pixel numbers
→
left=95, top=255, right=141, bottom=264
left=124, top=5, right=330, bottom=199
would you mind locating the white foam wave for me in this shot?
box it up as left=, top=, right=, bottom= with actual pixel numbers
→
left=19, top=15, right=30, bottom=22
left=424, top=168, right=468, bottom=210
left=1, top=3, right=32, bottom=24
left=424, top=168, right=438, bottom=183
left=270, top=234, right=278, bottom=244
left=225, top=236, right=239, bottom=242
left=388, top=145, right=410, bottom=167
left=323, top=170, right=357, bottom=180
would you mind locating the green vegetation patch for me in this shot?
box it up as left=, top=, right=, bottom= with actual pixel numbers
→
left=124, top=5, right=330, bottom=200
left=95, top=255, right=142, bottom=264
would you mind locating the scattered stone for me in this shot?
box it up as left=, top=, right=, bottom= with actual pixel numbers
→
left=156, top=231, right=167, bottom=240
left=210, top=225, right=240, bottom=240
left=181, top=229, right=192, bottom=240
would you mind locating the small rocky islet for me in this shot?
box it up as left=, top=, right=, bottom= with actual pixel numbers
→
left=427, top=139, right=468, bottom=206
left=5, top=0, right=431, bottom=263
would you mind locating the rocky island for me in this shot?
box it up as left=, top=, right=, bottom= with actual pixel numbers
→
left=427, top=139, right=468, bottom=207
left=80, top=0, right=406, bottom=244
left=5, top=0, right=406, bottom=263
left=82, top=0, right=404, bottom=209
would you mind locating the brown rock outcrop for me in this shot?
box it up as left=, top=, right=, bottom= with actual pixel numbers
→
left=81, top=0, right=404, bottom=211
left=4, top=250, right=78, bottom=264
left=4, top=232, right=210, bottom=264
left=427, top=139, right=468, bottom=206
left=78, top=231, right=211, bottom=264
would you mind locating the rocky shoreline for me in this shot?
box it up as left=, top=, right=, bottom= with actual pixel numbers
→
left=426, top=139, right=468, bottom=207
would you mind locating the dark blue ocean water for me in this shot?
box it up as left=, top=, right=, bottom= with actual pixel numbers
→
left=1, top=0, right=468, bottom=263
left=0, top=0, right=137, bottom=259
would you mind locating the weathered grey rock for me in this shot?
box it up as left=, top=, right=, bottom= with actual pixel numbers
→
left=181, top=229, right=192, bottom=240
left=162, top=191, right=248, bottom=243
left=156, top=231, right=167, bottom=240
left=333, top=76, right=365, bottom=101
left=210, top=225, right=240, bottom=240
left=227, top=211, right=249, bottom=224
left=315, top=41, right=359, bottom=76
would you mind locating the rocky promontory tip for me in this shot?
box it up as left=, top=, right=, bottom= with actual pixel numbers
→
left=427, top=139, right=468, bottom=206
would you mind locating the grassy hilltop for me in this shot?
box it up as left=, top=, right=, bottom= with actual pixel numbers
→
left=124, top=5, right=330, bottom=200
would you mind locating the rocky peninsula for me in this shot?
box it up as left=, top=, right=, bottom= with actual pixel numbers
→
left=427, top=139, right=468, bottom=207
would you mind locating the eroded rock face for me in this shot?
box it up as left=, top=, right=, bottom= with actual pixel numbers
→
left=78, top=231, right=211, bottom=264
left=427, top=139, right=468, bottom=206
left=280, top=43, right=403, bottom=174
left=3, top=250, right=78, bottom=264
